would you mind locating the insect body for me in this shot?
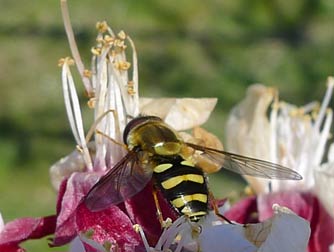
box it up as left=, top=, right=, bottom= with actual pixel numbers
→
left=85, top=116, right=302, bottom=222
left=152, top=155, right=208, bottom=222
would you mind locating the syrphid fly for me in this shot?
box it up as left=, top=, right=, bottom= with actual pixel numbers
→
left=84, top=115, right=302, bottom=222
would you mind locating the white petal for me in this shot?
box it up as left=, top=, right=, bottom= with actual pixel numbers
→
left=330, top=243, right=334, bottom=252
left=226, top=81, right=334, bottom=193
left=61, top=62, right=93, bottom=171
left=328, top=143, right=334, bottom=163
left=153, top=215, right=256, bottom=252
left=199, top=205, right=310, bottom=252
left=199, top=224, right=257, bottom=252
left=49, top=146, right=94, bottom=190
left=70, top=236, right=86, bottom=252
left=77, top=233, right=109, bottom=252
left=225, top=84, right=275, bottom=193
left=153, top=205, right=309, bottom=252
left=0, top=212, right=4, bottom=232
left=139, top=98, right=217, bottom=131
left=251, top=204, right=310, bottom=252
left=226, top=84, right=274, bottom=158
left=314, top=159, right=334, bottom=218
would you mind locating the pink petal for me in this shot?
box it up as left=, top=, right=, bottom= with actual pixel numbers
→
left=0, top=215, right=56, bottom=251
left=75, top=202, right=144, bottom=252
left=53, top=172, right=101, bottom=246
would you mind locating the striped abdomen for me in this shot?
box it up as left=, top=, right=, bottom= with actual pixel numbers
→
left=153, top=155, right=208, bottom=222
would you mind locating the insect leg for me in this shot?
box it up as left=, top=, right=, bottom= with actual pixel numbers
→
left=152, top=186, right=172, bottom=228
left=208, top=191, right=233, bottom=224
left=95, top=130, right=128, bottom=150
left=85, top=109, right=116, bottom=143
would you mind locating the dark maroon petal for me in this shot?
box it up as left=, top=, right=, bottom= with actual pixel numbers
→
left=0, top=215, right=56, bottom=250
left=225, top=195, right=258, bottom=223
left=56, top=178, right=68, bottom=215
left=75, top=202, right=144, bottom=252
left=0, top=244, right=25, bottom=252
left=258, top=191, right=334, bottom=252
left=52, top=172, right=101, bottom=246
left=257, top=191, right=313, bottom=221
left=124, top=182, right=178, bottom=245
left=309, top=197, right=334, bottom=252
left=52, top=215, right=76, bottom=246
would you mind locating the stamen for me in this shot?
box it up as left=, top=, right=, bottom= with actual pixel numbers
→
left=314, top=76, right=334, bottom=131
left=61, top=61, right=93, bottom=171
left=59, top=11, right=140, bottom=173
left=60, top=0, right=92, bottom=93
left=301, top=101, right=319, bottom=114
left=269, top=92, right=279, bottom=164
left=104, top=35, right=115, bottom=46
left=87, top=97, right=96, bottom=109
left=91, top=47, right=102, bottom=56
left=133, top=224, right=151, bottom=252
left=83, top=69, right=92, bottom=78
left=156, top=217, right=190, bottom=251
left=115, top=61, right=131, bottom=71
left=314, top=109, right=333, bottom=166
left=117, top=30, right=127, bottom=40
left=96, top=21, right=108, bottom=33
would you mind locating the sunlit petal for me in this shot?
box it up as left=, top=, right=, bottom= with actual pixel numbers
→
left=246, top=205, right=310, bottom=252
left=140, top=98, right=217, bottom=131
left=150, top=205, right=310, bottom=252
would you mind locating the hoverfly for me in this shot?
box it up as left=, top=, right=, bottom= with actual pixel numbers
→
left=85, top=115, right=302, bottom=222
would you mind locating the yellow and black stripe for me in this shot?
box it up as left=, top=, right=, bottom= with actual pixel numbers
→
left=152, top=155, right=208, bottom=222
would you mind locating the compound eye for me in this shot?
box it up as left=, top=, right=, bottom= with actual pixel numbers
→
left=153, top=142, right=181, bottom=156
left=123, top=116, right=162, bottom=143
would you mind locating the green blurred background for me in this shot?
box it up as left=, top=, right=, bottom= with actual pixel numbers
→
left=0, top=0, right=333, bottom=251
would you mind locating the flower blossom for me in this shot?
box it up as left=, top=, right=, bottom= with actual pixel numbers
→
left=0, top=1, right=311, bottom=251
left=51, top=17, right=311, bottom=250
left=0, top=5, right=215, bottom=252
left=225, top=79, right=334, bottom=252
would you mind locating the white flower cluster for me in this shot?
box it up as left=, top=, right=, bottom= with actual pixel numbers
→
left=226, top=77, right=334, bottom=217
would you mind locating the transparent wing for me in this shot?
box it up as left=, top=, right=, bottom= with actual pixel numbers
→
left=185, top=142, right=302, bottom=180
left=84, top=152, right=153, bottom=212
